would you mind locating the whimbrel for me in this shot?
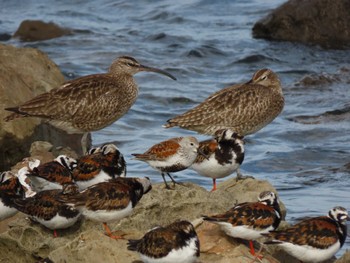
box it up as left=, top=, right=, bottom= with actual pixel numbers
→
left=163, top=68, right=284, bottom=136
left=4, top=56, right=176, bottom=152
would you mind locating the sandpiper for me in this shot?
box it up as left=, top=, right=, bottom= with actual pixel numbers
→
left=164, top=68, right=284, bottom=136
left=191, top=129, right=244, bottom=191
left=11, top=183, right=81, bottom=237
left=4, top=56, right=176, bottom=152
left=263, top=206, right=348, bottom=263
left=58, top=177, right=152, bottom=239
left=132, top=136, right=203, bottom=189
left=127, top=220, right=200, bottom=263
left=72, top=143, right=126, bottom=190
left=203, top=191, right=281, bottom=258
left=26, top=155, right=77, bottom=191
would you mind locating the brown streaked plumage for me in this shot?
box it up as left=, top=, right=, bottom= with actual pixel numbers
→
left=191, top=129, right=245, bottom=191
left=164, top=68, right=284, bottom=136
left=263, top=206, right=348, bottom=263
left=26, top=155, right=77, bottom=191
left=72, top=143, right=126, bottom=190
left=4, top=56, right=176, bottom=152
left=127, top=220, right=200, bottom=263
left=58, top=177, right=152, bottom=239
left=132, top=136, right=202, bottom=189
left=203, top=191, right=281, bottom=258
left=11, top=183, right=81, bottom=237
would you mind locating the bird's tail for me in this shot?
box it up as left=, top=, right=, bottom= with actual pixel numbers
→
left=127, top=239, right=140, bottom=251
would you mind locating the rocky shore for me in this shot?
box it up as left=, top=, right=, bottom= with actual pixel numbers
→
left=0, top=141, right=349, bottom=263
left=1, top=7, right=350, bottom=260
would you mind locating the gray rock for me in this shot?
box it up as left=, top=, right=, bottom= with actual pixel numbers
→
left=0, top=44, right=85, bottom=170
left=252, top=0, right=350, bottom=49
left=14, top=20, right=72, bottom=42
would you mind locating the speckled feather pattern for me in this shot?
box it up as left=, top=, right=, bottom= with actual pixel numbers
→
left=265, top=216, right=345, bottom=249
left=4, top=56, right=175, bottom=134
left=165, top=69, right=284, bottom=136
left=72, top=147, right=126, bottom=182
left=59, top=178, right=150, bottom=212
left=29, top=161, right=74, bottom=185
left=205, top=202, right=280, bottom=230
left=127, top=220, right=200, bottom=260
left=11, top=188, right=80, bottom=221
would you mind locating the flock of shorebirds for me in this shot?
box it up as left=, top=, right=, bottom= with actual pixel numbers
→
left=1, top=56, right=348, bottom=263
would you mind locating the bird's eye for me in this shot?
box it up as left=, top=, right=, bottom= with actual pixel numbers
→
left=260, top=75, right=267, bottom=81
left=127, top=63, right=134, bottom=67
left=190, top=143, right=194, bottom=146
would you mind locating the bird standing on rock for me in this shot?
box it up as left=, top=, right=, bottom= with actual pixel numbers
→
left=164, top=68, right=284, bottom=136
left=4, top=56, right=176, bottom=152
left=191, top=129, right=245, bottom=191
left=132, top=136, right=206, bottom=189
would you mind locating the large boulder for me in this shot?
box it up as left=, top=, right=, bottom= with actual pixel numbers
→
left=13, top=20, right=71, bottom=42
left=0, top=44, right=85, bottom=170
left=252, top=0, right=350, bottom=49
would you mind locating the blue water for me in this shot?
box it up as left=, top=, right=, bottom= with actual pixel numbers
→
left=1, top=0, right=350, bottom=258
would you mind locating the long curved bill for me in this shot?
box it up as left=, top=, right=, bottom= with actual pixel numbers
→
left=139, top=64, right=177, bottom=80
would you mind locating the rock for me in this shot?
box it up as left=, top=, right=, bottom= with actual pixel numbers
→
left=13, top=20, right=71, bottom=42
left=0, top=156, right=289, bottom=263
left=0, top=33, right=11, bottom=41
left=336, top=251, right=350, bottom=263
left=0, top=44, right=86, bottom=170
left=252, top=0, right=350, bottom=49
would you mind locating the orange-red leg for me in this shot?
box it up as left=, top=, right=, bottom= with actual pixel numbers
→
left=103, top=223, right=123, bottom=239
left=249, top=240, right=263, bottom=259
left=210, top=179, right=217, bottom=192
left=53, top=229, right=58, bottom=238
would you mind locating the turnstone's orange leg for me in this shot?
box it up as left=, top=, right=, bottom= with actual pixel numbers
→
left=103, top=223, right=123, bottom=239
left=249, top=240, right=263, bottom=260
left=53, top=229, right=58, bottom=238
left=210, top=179, right=217, bottom=192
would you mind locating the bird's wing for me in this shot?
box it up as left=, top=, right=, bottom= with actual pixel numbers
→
left=265, top=217, right=338, bottom=249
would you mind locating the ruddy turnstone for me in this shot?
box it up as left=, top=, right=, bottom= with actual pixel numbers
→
left=132, top=136, right=204, bottom=189
left=127, top=220, right=200, bottom=263
left=0, top=171, right=26, bottom=221
left=11, top=183, right=81, bottom=237
left=263, top=206, right=349, bottom=263
left=58, top=177, right=152, bottom=239
left=203, top=191, right=281, bottom=257
left=72, top=143, right=126, bottom=190
left=26, top=155, right=77, bottom=191
left=164, top=68, right=284, bottom=136
left=191, top=129, right=244, bottom=191
left=4, top=56, right=176, bottom=153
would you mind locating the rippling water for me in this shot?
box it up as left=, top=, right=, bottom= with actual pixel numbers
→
left=2, top=0, right=350, bottom=257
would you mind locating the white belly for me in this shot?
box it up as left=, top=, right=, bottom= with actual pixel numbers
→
left=140, top=237, right=198, bottom=263
left=34, top=213, right=81, bottom=230
left=76, top=171, right=111, bottom=191
left=82, top=202, right=133, bottom=223
left=191, top=156, right=239, bottom=179
left=0, top=201, right=18, bottom=221
left=276, top=241, right=341, bottom=263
